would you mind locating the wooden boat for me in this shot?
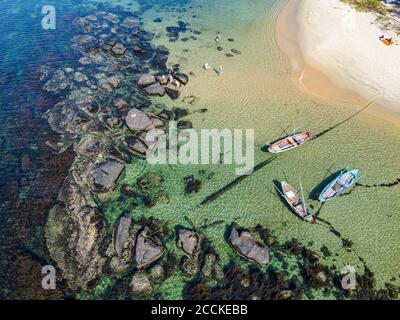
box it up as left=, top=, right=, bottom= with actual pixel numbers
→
left=279, top=181, right=315, bottom=223
left=267, top=131, right=313, bottom=153
left=319, top=169, right=359, bottom=202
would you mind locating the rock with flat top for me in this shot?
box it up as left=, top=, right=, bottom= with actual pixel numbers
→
left=177, top=229, right=198, bottom=256
left=144, top=82, right=165, bottom=96
left=113, top=214, right=131, bottom=257
left=90, top=160, right=124, bottom=193
left=138, top=74, right=156, bottom=86
left=135, top=231, right=163, bottom=269
left=229, top=226, right=270, bottom=265
left=125, top=108, right=154, bottom=132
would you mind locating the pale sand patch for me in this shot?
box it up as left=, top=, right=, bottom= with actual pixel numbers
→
left=276, top=0, right=400, bottom=126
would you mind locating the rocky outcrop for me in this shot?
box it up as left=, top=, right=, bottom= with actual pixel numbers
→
left=135, top=230, right=164, bottom=269
left=44, top=176, right=108, bottom=290
left=228, top=226, right=270, bottom=265
left=137, top=69, right=189, bottom=100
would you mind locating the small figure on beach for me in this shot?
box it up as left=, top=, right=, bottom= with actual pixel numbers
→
left=215, top=33, right=222, bottom=42
left=218, top=65, right=223, bottom=76
left=203, top=63, right=212, bottom=70
left=379, top=35, right=394, bottom=46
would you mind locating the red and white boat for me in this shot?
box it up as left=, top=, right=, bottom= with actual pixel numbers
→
left=267, top=131, right=313, bottom=153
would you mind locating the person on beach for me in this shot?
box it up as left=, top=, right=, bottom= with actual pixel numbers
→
left=218, top=65, right=223, bottom=76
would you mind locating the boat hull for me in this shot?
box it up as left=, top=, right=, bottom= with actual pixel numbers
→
left=319, top=169, right=359, bottom=202
left=267, top=131, right=313, bottom=154
left=281, top=181, right=315, bottom=223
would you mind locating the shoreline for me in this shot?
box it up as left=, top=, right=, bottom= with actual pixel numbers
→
left=276, top=0, right=400, bottom=126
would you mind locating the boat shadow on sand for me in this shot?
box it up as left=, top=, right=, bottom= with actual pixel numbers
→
left=309, top=169, right=350, bottom=201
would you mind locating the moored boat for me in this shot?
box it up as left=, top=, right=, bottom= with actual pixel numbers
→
left=279, top=181, right=315, bottom=223
left=319, top=169, right=359, bottom=202
left=267, top=131, right=313, bottom=153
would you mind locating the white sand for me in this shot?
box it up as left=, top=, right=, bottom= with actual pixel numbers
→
left=296, top=0, right=400, bottom=110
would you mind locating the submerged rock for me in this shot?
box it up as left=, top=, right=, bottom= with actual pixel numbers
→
left=112, top=97, right=128, bottom=110
left=131, top=273, right=152, bottom=294
left=184, top=175, right=201, bottom=194
left=111, top=43, right=127, bottom=57
left=121, top=16, right=140, bottom=28
left=44, top=176, right=108, bottom=290
left=44, top=69, right=70, bottom=92
left=135, top=230, right=163, bottom=269
left=89, top=160, right=125, bottom=193
left=231, top=49, right=242, bottom=55
left=228, top=226, right=270, bottom=265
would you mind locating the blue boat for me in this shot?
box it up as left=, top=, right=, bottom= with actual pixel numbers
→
left=319, top=170, right=359, bottom=202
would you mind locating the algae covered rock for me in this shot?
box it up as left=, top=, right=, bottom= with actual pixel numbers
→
left=44, top=176, right=108, bottom=290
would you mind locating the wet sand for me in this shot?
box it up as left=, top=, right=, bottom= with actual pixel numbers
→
left=276, top=0, right=400, bottom=126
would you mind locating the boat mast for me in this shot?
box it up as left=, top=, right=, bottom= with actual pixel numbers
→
left=299, top=179, right=307, bottom=214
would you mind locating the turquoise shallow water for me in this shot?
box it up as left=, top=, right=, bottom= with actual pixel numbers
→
left=1, top=0, right=399, bottom=299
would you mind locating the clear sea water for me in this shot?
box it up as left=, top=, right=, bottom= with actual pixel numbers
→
left=1, top=0, right=399, bottom=299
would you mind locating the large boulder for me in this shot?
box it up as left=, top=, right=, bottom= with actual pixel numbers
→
left=177, top=229, right=198, bottom=256
left=138, top=74, right=156, bottom=86
left=108, top=215, right=141, bottom=273
left=228, top=226, right=270, bottom=265
left=135, top=230, right=163, bottom=269
left=144, top=82, right=165, bottom=97
left=113, top=214, right=132, bottom=257
left=125, top=108, right=154, bottom=132
left=89, top=160, right=124, bottom=193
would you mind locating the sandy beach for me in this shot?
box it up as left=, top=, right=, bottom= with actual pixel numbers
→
left=277, top=0, right=400, bottom=118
